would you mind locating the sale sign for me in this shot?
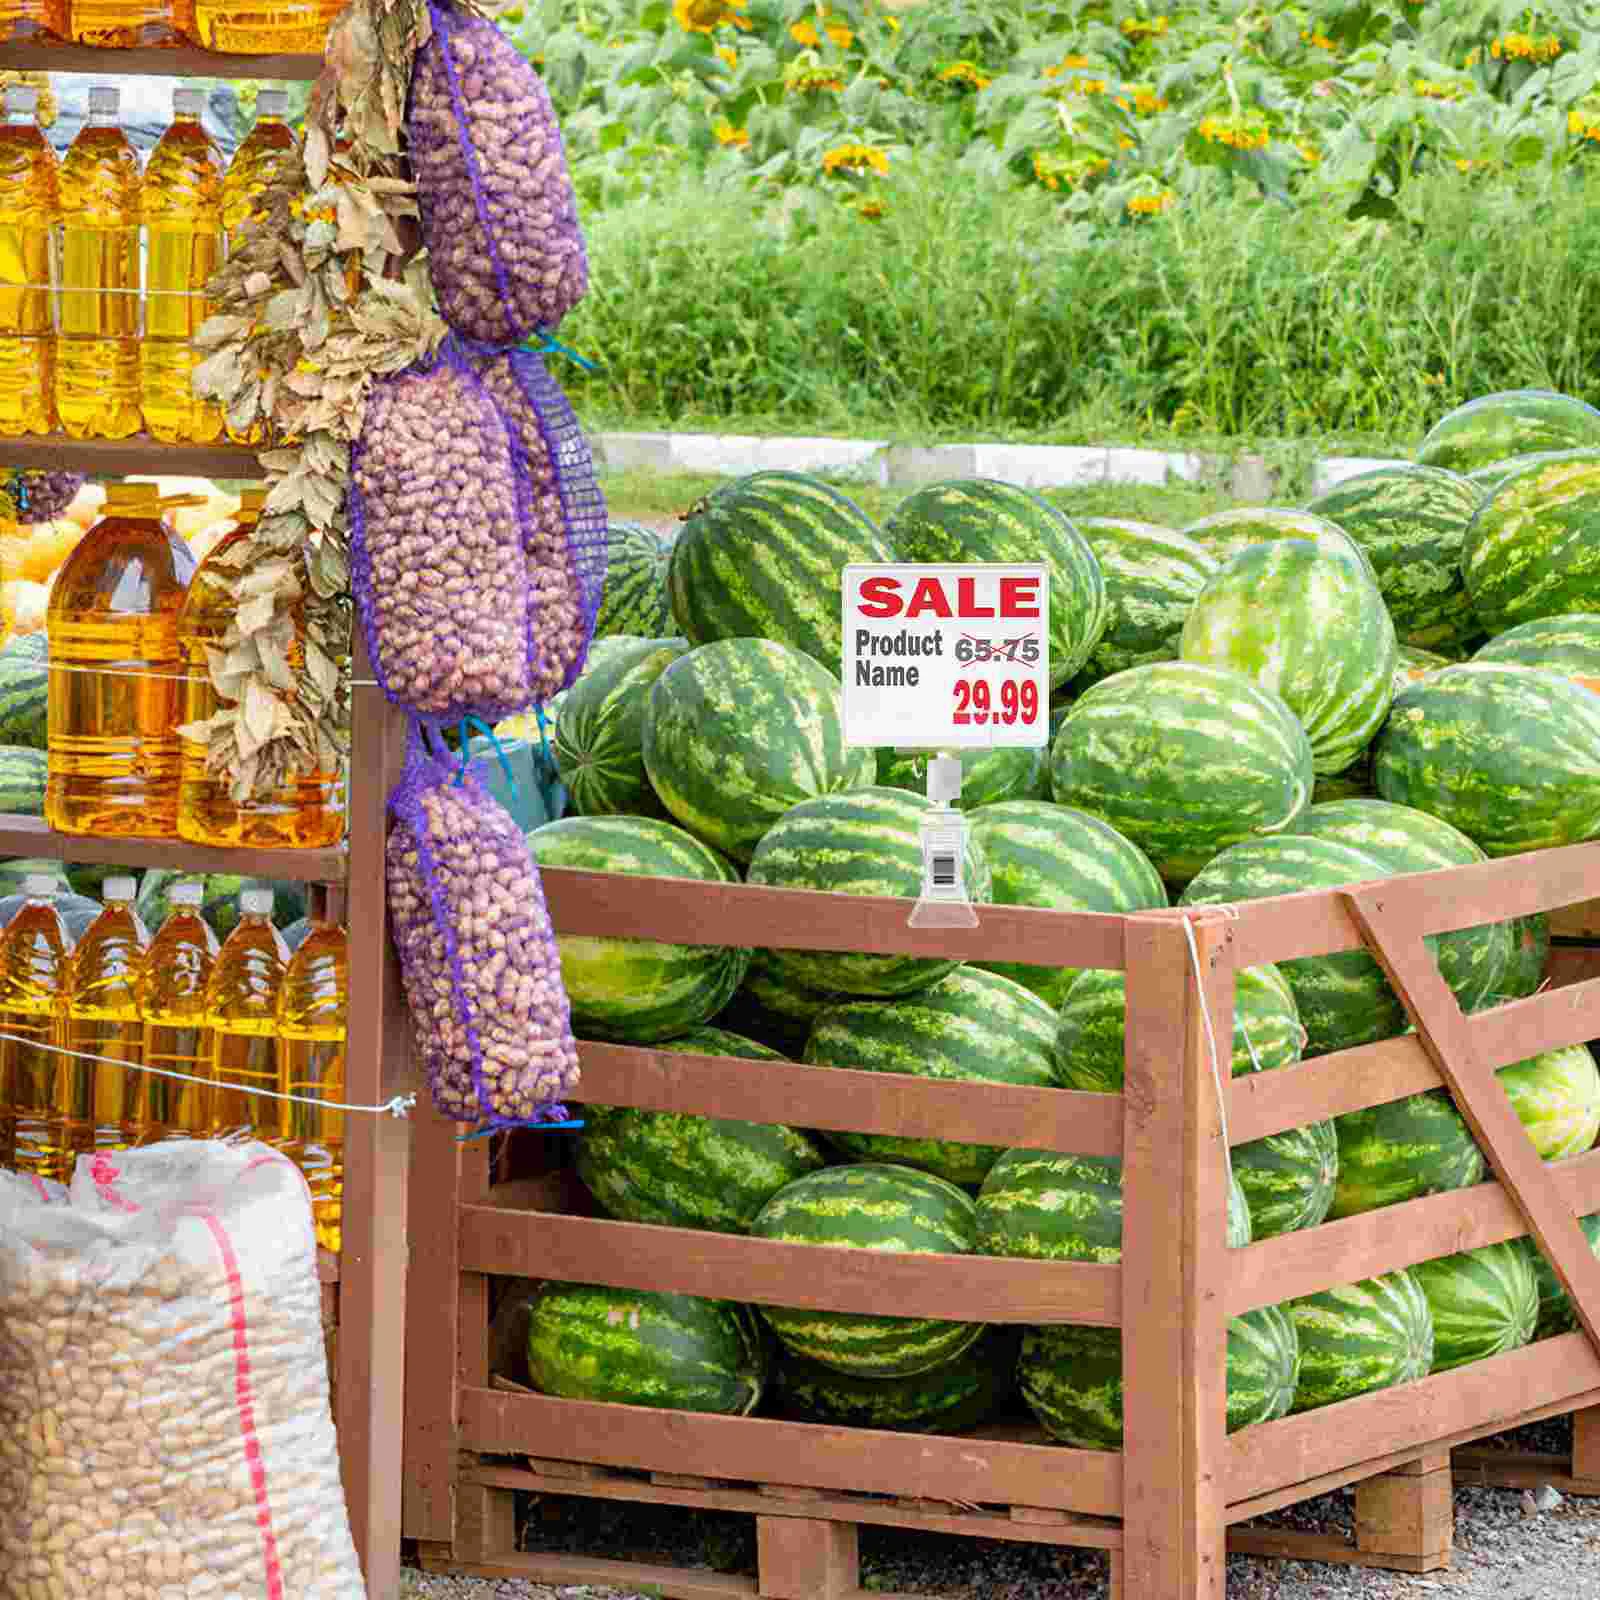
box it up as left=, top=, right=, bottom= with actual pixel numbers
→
left=840, top=564, right=1051, bottom=749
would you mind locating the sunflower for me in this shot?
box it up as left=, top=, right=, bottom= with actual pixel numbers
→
left=673, top=0, right=751, bottom=34
left=822, top=142, right=890, bottom=175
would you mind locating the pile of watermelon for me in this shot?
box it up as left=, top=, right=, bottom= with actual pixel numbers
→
left=520, top=392, right=1600, bottom=1445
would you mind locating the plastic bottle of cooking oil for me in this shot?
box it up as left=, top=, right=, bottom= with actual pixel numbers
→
left=2, top=1, right=55, bottom=39
left=206, top=887, right=287, bottom=1140
left=55, top=86, right=141, bottom=441
left=0, top=874, right=69, bottom=1179
left=141, top=90, right=223, bottom=445
left=277, top=920, right=345, bottom=1251
left=192, top=0, right=339, bottom=55
left=176, top=494, right=346, bottom=851
left=46, top=482, right=200, bottom=838
left=130, top=878, right=215, bottom=1145
left=54, top=875, right=145, bottom=1171
left=221, top=89, right=299, bottom=236
left=55, top=0, right=189, bottom=48
left=0, top=88, right=58, bottom=438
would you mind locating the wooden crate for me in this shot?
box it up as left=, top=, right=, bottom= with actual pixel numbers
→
left=404, top=845, right=1600, bottom=1599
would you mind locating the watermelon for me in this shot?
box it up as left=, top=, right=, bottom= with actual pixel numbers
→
left=642, top=638, right=874, bottom=863
left=876, top=746, right=1045, bottom=810
left=884, top=478, right=1109, bottom=686
left=720, top=946, right=845, bottom=1056
left=576, top=1027, right=827, bottom=1232
left=1180, top=507, right=1375, bottom=571
left=0, top=858, right=67, bottom=897
left=1180, top=539, right=1398, bottom=776
left=749, top=1164, right=986, bottom=1377
left=1411, top=1241, right=1538, bottom=1373
left=553, top=636, right=689, bottom=817
left=1474, top=613, right=1600, bottom=692
left=63, top=862, right=122, bottom=901
left=1234, top=1118, right=1340, bottom=1242
left=1374, top=664, right=1600, bottom=856
left=136, top=871, right=303, bottom=940
left=1529, top=1216, right=1600, bottom=1338
left=1461, top=450, right=1600, bottom=636
left=1468, top=450, right=1578, bottom=502
left=1416, top=390, right=1600, bottom=476
left=0, top=745, right=46, bottom=815
left=1286, top=1270, right=1434, bottom=1412
left=526, top=1282, right=767, bottom=1415
left=595, top=521, right=675, bottom=640
left=0, top=640, right=48, bottom=751
left=1019, top=1302, right=1298, bottom=1449
left=1, top=629, right=47, bottom=666
left=1311, top=756, right=1374, bottom=805
left=527, top=816, right=750, bottom=1042
left=1395, top=644, right=1457, bottom=689
left=769, top=1328, right=1020, bottom=1435
left=1306, top=464, right=1482, bottom=652
left=1496, top=914, right=1550, bottom=1001
left=1328, top=1090, right=1484, bottom=1219
left=965, top=801, right=1167, bottom=1006
left=1497, top=1045, right=1600, bottom=1160
left=746, top=786, right=992, bottom=998
left=804, top=968, right=1059, bottom=1187
left=1069, top=518, right=1218, bottom=686
left=1181, top=834, right=1405, bottom=1055
left=667, top=472, right=895, bottom=677
left=1284, top=799, right=1512, bottom=1012
left=1050, top=662, right=1314, bottom=886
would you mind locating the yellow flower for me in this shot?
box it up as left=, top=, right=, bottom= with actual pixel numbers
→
left=1048, top=75, right=1108, bottom=97
left=713, top=118, right=750, bottom=148
left=1121, top=16, right=1169, bottom=38
left=1131, top=86, right=1167, bottom=114
left=1197, top=114, right=1270, bottom=150
left=1413, top=78, right=1466, bottom=100
left=1465, top=46, right=1482, bottom=65
left=1043, top=54, right=1091, bottom=76
left=826, top=20, right=853, bottom=47
left=854, top=197, right=886, bottom=220
left=1118, top=135, right=1136, bottom=150
left=1296, top=140, right=1320, bottom=163
left=939, top=61, right=991, bottom=90
left=1127, top=188, right=1175, bottom=216
left=1455, top=158, right=1475, bottom=172
left=785, top=55, right=845, bottom=92
left=822, top=142, right=890, bottom=176
left=715, top=45, right=738, bottom=68
left=1300, top=29, right=1336, bottom=50
left=1490, top=31, right=1562, bottom=60
left=791, top=12, right=852, bottom=49
left=1031, top=150, right=1109, bottom=191
left=1569, top=109, right=1600, bottom=143
left=673, top=0, right=751, bottom=34
left=790, top=19, right=820, bottom=46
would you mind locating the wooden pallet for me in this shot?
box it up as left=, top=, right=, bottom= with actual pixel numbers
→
left=1453, top=1406, right=1600, bottom=1496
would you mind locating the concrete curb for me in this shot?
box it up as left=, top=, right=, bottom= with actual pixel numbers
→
left=591, top=431, right=1405, bottom=502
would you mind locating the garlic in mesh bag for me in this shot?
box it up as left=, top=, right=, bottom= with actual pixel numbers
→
left=0, top=1145, right=364, bottom=1600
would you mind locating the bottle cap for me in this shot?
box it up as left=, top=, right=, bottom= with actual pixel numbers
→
left=7, top=88, right=39, bottom=116
left=926, top=754, right=963, bottom=808
left=103, top=876, right=137, bottom=902
left=240, top=887, right=274, bottom=916
left=257, top=89, right=288, bottom=118
left=169, top=880, right=205, bottom=906
left=88, top=86, right=119, bottom=116
left=23, top=874, right=57, bottom=898
left=173, top=88, right=205, bottom=119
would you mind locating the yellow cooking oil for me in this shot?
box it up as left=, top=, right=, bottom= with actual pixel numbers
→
left=54, top=874, right=145, bottom=1171
left=277, top=920, right=345, bottom=1252
left=192, top=0, right=339, bottom=54
left=0, top=87, right=58, bottom=437
left=58, top=0, right=190, bottom=48
left=2, top=1, right=56, bottom=39
left=0, top=874, right=70, bottom=1180
left=45, top=482, right=201, bottom=838
left=177, top=496, right=347, bottom=850
left=131, top=878, right=215, bottom=1144
left=221, top=88, right=299, bottom=235
left=55, top=85, right=141, bottom=441
left=205, top=887, right=287, bottom=1140
left=141, top=89, right=223, bottom=445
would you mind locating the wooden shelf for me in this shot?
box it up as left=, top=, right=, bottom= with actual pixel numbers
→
left=0, top=434, right=266, bottom=481
left=0, top=38, right=324, bottom=79
left=0, top=815, right=346, bottom=882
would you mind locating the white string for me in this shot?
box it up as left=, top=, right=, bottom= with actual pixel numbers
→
left=0, top=1028, right=415, bottom=1118
left=1181, top=911, right=1236, bottom=1197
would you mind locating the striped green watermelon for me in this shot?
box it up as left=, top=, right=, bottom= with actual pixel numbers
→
left=526, top=815, right=751, bottom=1043
left=1181, top=835, right=1404, bottom=1055
left=553, top=636, right=689, bottom=817
left=1018, top=1303, right=1298, bottom=1450
left=1497, top=1045, right=1600, bottom=1160
left=1286, top=1270, right=1434, bottom=1412
left=526, top=1282, right=767, bottom=1414
left=1234, top=1118, right=1340, bottom=1242
left=876, top=746, right=1046, bottom=810
left=1468, top=450, right=1579, bottom=503
left=2, top=631, right=46, bottom=666
left=1374, top=664, right=1600, bottom=856
left=576, top=1028, right=827, bottom=1232
left=1495, top=915, right=1550, bottom=1001
left=1416, top=390, right=1600, bottom=476
left=1070, top=518, right=1218, bottom=686
left=746, top=786, right=992, bottom=998
left=0, top=637, right=48, bottom=751
left=1328, top=1090, right=1484, bottom=1219
left=642, top=638, right=875, bottom=863
left=804, top=968, right=1059, bottom=1187
left=1396, top=644, right=1457, bottom=688
left=749, top=1164, right=986, bottom=1377
left=717, top=947, right=844, bottom=1057
left=1180, top=540, right=1398, bottom=776
left=884, top=479, right=1109, bottom=687
left=965, top=801, right=1166, bottom=1006
left=0, top=745, right=46, bottom=815
left=1180, top=507, right=1376, bottom=571
left=1307, top=464, right=1482, bottom=652
left=1529, top=1218, right=1600, bottom=1338
left=1050, top=662, right=1314, bottom=886
left=1474, top=613, right=1600, bottom=691
left=770, top=1328, right=1020, bottom=1435
left=136, top=870, right=303, bottom=938
left=1284, top=799, right=1512, bottom=1012
left=1311, top=756, right=1374, bottom=805
left=667, top=472, right=895, bottom=677
left=0, top=858, right=67, bottom=899
left=595, top=521, right=675, bottom=640
left=1461, top=451, right=1600, bottom=635
left=1411, top=1241, right=1538, bottom=1373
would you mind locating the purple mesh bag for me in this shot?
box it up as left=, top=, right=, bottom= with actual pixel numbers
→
left=408, top=0, right=589, bottom=344
left=459, top=337, right=608, bottom=700
left=387, top=725, right=580, bottom=1126
left=350, top=345, right=546, bottom=725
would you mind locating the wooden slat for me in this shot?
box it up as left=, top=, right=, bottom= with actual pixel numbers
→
left=0, top=39, right=324, bottom=78
left=458, top=1388, right=1122, bottom=1515
left=1347, top=885, right=1600, bottom=1357
left=576, top=1041, right=1121, bottom=1158
left=422, top=1550, right=758, bottom=1599
left=458, top=1206, right=1119, bottom=1325
left=540, top=868, right=1126, bottom=969
left=0, top=432, right=269, bottom=478
left=1550, top=898, right=1600, bottom=939
left=1120, top=911, right=1231, bottom=1600
left=1223, top=1529, right=1438, bottom=1574
left=1451, top=1447, right=1600, bottom=1495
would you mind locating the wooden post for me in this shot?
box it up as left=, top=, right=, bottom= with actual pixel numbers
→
left=1121, top=910, right=1234, bottom=1600
left=1574, top=1408, right=1600, bottom=1485
left=1355, top=1453, right=1452, bottom=1568
left=755, top=1518, right=858, bottom=1600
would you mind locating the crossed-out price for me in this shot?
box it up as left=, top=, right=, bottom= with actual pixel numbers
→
left=952, top=633, right=1042, bottom=726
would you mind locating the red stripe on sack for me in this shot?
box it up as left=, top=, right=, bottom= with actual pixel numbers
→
left=200, top=1210, right=286, bottom=1600
left=89, top=1155, right=141, bottom=1214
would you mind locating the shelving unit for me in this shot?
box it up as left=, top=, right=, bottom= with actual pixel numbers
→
left=0, top=39, right=322, bottom=77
